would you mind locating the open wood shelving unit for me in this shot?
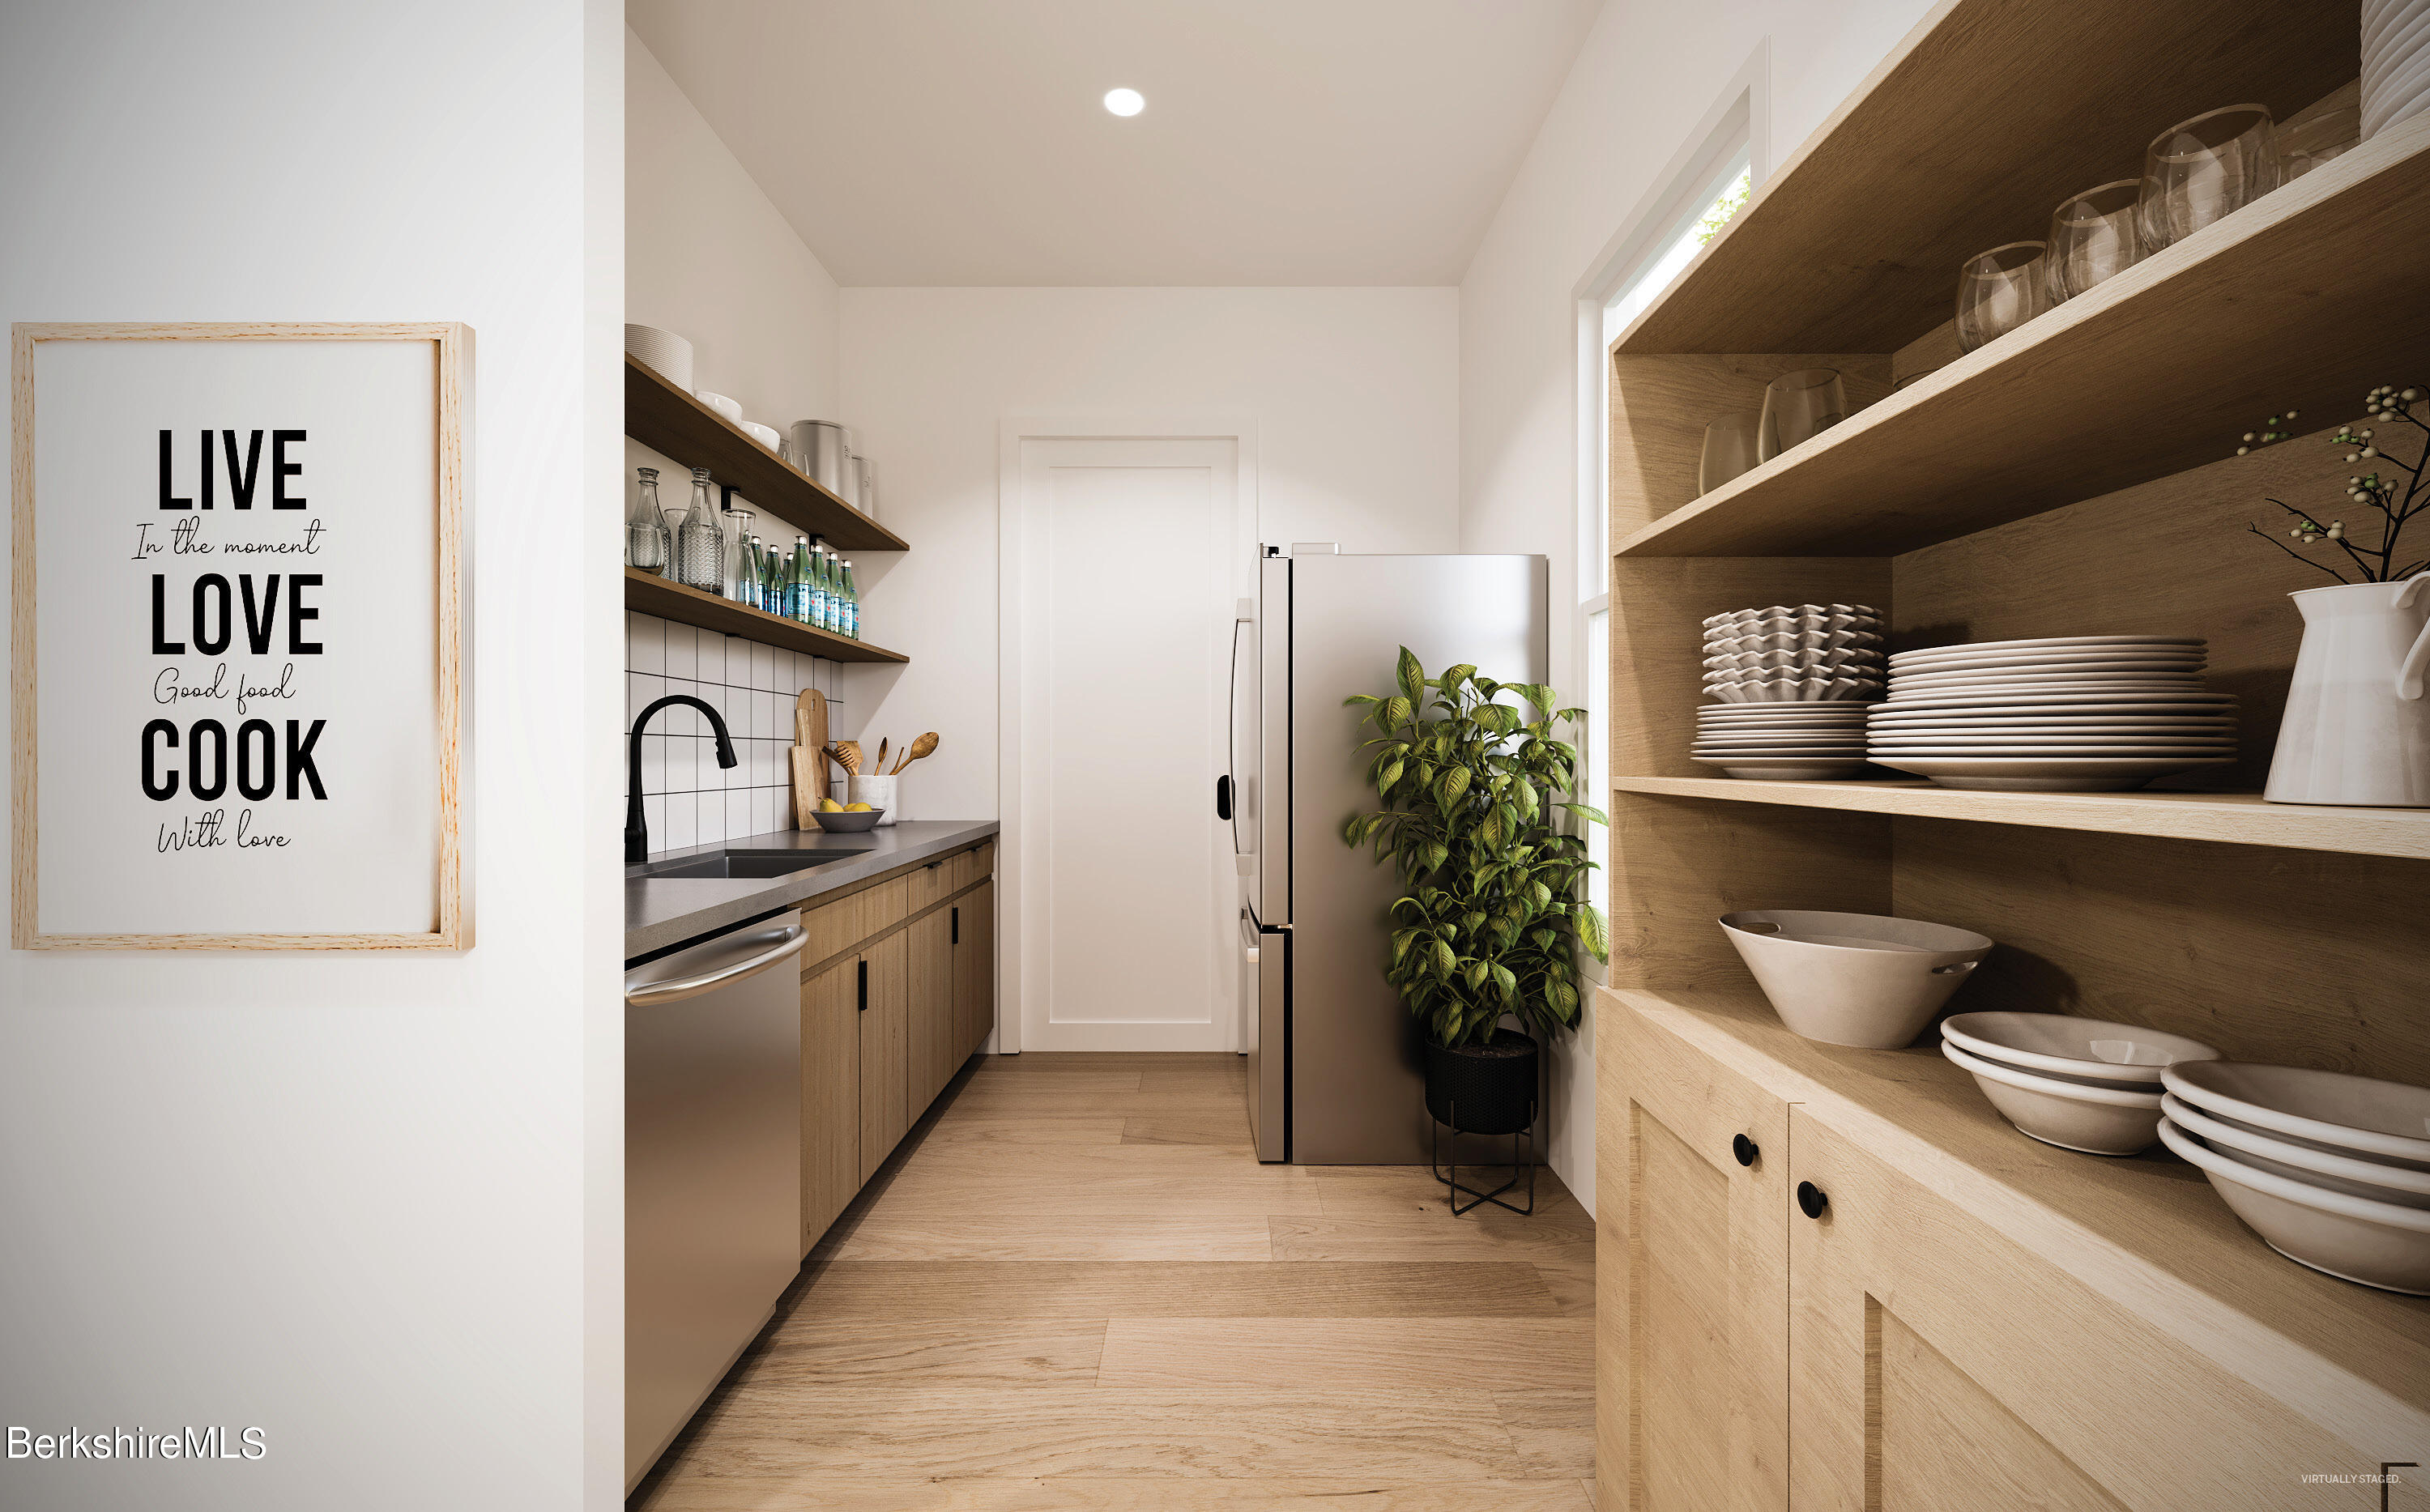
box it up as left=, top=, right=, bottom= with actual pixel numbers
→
left=1598, top=0, right=2430, bottom=1502
left=623, top=353, right=908, bottom=664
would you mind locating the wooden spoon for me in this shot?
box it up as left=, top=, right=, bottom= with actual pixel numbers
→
left=872, top=737, right=889, bottom=775
left=890, top=731, right=938, bottom=775
left=830, top=740, right=861, bottom=777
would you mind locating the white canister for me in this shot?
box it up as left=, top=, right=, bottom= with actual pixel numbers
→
left=850, top=773, right=898, bottom=825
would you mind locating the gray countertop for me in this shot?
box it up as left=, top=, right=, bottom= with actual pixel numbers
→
left=625, top=820, right=1001, bottom=961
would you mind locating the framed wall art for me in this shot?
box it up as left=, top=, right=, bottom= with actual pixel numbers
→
left=11, top=322, right=467, bottom=949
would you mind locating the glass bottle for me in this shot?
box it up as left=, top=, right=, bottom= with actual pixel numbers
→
left=725, top=505, right=757, bottom=603
left=737, top=532, right=763, bottom=611
left=765, top=542, right=786, bottom=615
left=625, top=467, right=669, bottom=574
left=840, top=558, right=860, bottom=640
left=676, top=467, right=725, bottom=594
left=788, top=536, right=814, bottom=624
left=810, top=540, right=833, bottom=632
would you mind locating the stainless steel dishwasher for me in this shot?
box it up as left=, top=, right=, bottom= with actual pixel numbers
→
left=625, top=910, right=806, bottom=1491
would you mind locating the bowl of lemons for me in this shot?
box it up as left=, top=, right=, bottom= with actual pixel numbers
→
left=812, top=799, right=885, bottom=833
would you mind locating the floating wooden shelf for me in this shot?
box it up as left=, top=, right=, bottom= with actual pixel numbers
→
left=1620, top=987, right=2430, bottom=1436
left=1611, top=774, right=2430, bottom=861
left=1615, top=110, right=2430, bottom=559
left=1614, top=0, right=2357, bottom=357
left=624, top=355, right=907, bottom=554
left=625, top=568, right=908, bottom=665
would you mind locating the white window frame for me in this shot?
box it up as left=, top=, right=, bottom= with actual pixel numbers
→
left=1567, top=45, right=1771, bottom=986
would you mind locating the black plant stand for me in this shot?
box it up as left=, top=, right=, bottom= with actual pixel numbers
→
left=1430, top=1099, right=1536, bottom=1217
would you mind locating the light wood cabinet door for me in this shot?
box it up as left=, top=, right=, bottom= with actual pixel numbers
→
left=799, top=954, right=859, bottom=1253
left=906, top=908, right=953, bottom=1115
left=855, top=931, right=910, bottom=1183
left=1608, top=1008, right=1791, bottom=1512
left=1784, top=1110, right=2415, bottom=1512
left=953, top=880, right=995, bottom=1061
left=906, top=854, right=953, bottom=912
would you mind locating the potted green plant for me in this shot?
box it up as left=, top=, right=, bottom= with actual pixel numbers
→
left=1341, top=650, right=1608, bottom=1144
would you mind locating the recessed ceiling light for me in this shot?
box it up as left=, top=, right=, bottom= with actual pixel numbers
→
left=1102, top=87, right=1145, bottom=117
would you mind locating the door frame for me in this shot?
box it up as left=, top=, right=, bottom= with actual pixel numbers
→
left=995, top=414, right=1260, bottom=1054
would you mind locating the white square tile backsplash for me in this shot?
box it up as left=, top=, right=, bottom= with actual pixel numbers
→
left=624, top=611, right=841, bottom=855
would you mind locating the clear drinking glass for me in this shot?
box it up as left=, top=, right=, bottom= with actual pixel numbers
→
left=676, top=466, right=726, bottom=594
left=1955, top=241, right=2053, bottom=352
left=625, top=466, right=669, bottom=574
left=2138, top=104, right=2276, bottom=251
left=1699, top=412, right=1763, bottom=494
left=1757, top=369, right=1847, bottom=462
left=2047, top=181, right=2144, bottom=301
left=2279, top=102, right=2359, bottom=181
left=727, top=507, right=757, bottom=605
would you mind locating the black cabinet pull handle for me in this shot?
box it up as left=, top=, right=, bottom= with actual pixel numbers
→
left=1215, top=774, right=1233, bottom=820
left=1797, top=1180, right=1828, bottom=1220
left=1732, top=1134, right=1758, bottom=1168
left=951, top=906, right=959, bottom=946
left=857, top=958, right=868, bottom=1012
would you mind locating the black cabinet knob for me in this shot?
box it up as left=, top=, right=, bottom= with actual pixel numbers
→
left=1797, top=1180, right=1828, bottom=1220
left=1731, top=1134, right=1759, bottom=1167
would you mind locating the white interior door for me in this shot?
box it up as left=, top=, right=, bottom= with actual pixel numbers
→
left=1011, top=435, right=1242, bottom=1052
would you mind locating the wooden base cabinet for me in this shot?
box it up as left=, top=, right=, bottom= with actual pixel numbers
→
left=855, top=930, right=908, bottom=1185
left=907, top=908, right=954, bottom=1113
left=953, top=879, right=995, bottom=1060
left=1604, top=995, right=2430, bottom=1512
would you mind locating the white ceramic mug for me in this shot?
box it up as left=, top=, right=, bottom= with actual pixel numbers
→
left=850, top=773, right=897, bottom=825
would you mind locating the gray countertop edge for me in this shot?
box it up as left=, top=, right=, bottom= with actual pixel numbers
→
left=624, top=819, right=1001, bottom=961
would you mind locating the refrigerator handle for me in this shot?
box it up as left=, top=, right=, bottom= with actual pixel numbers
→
left=1216, top=774, right=1233, bottom=821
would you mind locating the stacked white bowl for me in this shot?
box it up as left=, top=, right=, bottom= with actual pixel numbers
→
left=1940, top=1012, right=2219, bottom=1156
left=1696, top=603, right=1882, bottom=779
left=2159, top=1063, right=2430, bottom=1294
left=624, top=323, right=696, bottom=394
left=1866, top=635, right=2237, bottom=791
left=1702, top=603, right=1884, bottom=702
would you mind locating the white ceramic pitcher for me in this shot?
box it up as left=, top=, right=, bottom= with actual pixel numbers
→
left=2265, top=573, right=2430, bottom=806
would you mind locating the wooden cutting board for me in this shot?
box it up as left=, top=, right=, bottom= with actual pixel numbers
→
left=793, top=688, right=829, bottom=827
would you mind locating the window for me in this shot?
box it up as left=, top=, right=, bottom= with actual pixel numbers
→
left=1575, top=153, right=1751, bottom=970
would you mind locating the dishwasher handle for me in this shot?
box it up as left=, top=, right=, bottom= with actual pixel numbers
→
left=625, top=925, right=808, bottom=1007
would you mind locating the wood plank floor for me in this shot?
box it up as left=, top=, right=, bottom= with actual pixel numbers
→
left=633, top=1052, right=1595, bottom=1510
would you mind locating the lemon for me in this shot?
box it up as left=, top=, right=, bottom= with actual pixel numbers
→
left=819, top=798, right=843, bottom=812
left=846, top=802, right=873, bottom=811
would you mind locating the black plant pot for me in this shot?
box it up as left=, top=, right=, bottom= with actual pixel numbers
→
left=1422, top=1029, right=1539, bottom=1135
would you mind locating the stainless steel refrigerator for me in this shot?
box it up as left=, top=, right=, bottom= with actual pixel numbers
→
left=1226, top=547, right=1549, bottom=1164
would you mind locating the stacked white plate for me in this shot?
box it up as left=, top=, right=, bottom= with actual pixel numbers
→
left=624, top=323, right=695, bottom=394
left=1703, top=603, right=1884, bottom=704
left=1692, top=705, right=1870, bottom=779
left=2364, top=0, right=2430, bottom=139
left=1865, top=636, right=2236, bottom=790
left=1938, top=1012, right=2219, bottom=1156
left=2160, top=1062, right=2430, bottom=1294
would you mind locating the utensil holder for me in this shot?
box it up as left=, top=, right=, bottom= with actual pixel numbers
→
left=850, top=774, right=898, bottom=824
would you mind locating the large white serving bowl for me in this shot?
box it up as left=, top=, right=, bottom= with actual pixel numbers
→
left=1719, top=909, right=1990, bottom=1048
left=2162, top=1094, right=2430, bottom=1209
left=2158, top=1119, right=2430, bottom=1294
left=1942, top=1040, right=2164, bottom=1154
left=1941, top=1012, right=2218, bottom=1086
left=2162, top=1062, right=2430, bottom=1171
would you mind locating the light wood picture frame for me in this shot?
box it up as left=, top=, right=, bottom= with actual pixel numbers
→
left=11, top=322, right=467, bottom=950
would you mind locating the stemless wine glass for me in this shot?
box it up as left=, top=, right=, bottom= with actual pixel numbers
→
left=1699, top=412, right=1763, bottom=494
left=1955, top=241, right=2052, bottom=352
left=2138, top=104, right=2277, bottom=252
left=1756, top=370, right=1847, bottom=462
left=2047, top=181, right=2145, bottom=301
left=2279, top=101, right=2360, bottom=181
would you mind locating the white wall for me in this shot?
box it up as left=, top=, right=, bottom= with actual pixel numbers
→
left=1457, top=0, right=1938, bottom=1212
left=836, top=287, right=1462, bottom=824
left=0, top=3, right=622, bottom=1509
left=623, top=34, right=853, bottom=854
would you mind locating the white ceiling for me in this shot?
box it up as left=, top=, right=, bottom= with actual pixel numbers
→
left=626, top=0, right=1603, bottom=286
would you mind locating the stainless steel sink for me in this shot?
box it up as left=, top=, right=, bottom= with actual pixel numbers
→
left=644, top=848, right=871, bottom=880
